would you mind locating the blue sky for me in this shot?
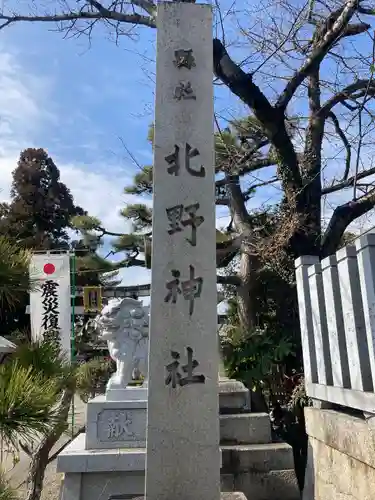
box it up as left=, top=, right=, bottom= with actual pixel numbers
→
left=0, top=16, right=158, bottom=287
left=1, top=0, right=375, bottom=299
left=0, top=1, right=248, bottom=294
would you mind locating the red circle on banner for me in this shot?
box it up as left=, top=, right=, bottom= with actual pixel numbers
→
left=43, top=263, right=55, bottom=275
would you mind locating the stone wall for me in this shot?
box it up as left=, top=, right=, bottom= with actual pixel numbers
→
left=303, top=407, right=375, bottom=500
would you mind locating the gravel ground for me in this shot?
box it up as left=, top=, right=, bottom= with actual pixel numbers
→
left=10, top=451, right=67, bottom=500
left=40, top=463, right=64, bottom=500
left=13, top=462, right=64, bottom=500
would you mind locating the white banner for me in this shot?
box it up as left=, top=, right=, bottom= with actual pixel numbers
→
left=29, top=253, right=71, bottom=360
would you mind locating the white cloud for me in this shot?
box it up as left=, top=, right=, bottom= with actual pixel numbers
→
left=57, top=162, right=135, bottom=234
left=0, top=50, right=55, bottom=153
left=0, top=46, right=147, bottom=285
left=0, top=46, right=55, bottom=198
left=0, top=46, right=148, bottom=235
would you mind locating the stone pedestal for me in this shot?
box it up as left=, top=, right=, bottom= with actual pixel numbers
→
left=58, top=433, right=147, bottom=500
left=58, top=387, right=148, bottom=500
left=86, top=388, right=147, bottom=450
left=105, top=384, right=147, bottom=402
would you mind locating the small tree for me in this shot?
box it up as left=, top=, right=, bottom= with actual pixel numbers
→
left=0, top=360, right=61, bottom=500
left=0, top=361, right=61, bottom=445
left=0, top=236, right=33, bottom=311
left=76, top=357, right=114, bottom=402
left=2, top=342, right=76, bottom=500
left=0, top=234, right=78, bottom=500
left=0, top=148, right=84, bottom=249
left=70, top=227, right=121, bottom=288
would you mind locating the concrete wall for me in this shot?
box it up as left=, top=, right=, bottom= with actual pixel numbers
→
left=303, top=407, right=375, bottom=500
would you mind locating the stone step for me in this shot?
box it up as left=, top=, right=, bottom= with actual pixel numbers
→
left=221, top=442, right=294, bottom=473
left=133, top=494, right=248, bottom=500
left=221, top=469, right=299, bottom=500
left=220, top=413, right=271, bottom=445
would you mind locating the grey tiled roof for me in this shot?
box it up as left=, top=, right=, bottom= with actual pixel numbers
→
left=0, top=336, right=16, bottom=353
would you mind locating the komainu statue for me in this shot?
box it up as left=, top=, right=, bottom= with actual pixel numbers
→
left=95, top=297, right=149, bottom=393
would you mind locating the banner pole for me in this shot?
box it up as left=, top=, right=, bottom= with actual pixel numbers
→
left=70, top=251, right=76, bottom=438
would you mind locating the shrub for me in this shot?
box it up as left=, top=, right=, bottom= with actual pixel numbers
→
left=76, top=357, right=114, bottom=402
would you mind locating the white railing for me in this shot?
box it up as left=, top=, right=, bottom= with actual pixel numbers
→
left=295, top=234, right=375, bottom=413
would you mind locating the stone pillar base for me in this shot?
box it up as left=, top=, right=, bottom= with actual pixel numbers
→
left=58, top=434, right=224, bottom=500
left=219, top=379, right=250, bottom=414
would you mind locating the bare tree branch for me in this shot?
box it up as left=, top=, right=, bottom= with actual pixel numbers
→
left=216, top=234, right=243, bottom=268
left=216, top=198, right=230, bottom=206
left=216, top=274, right=241, bottom=286
left=0, top=1, right=157, bottom=31
left=340, top=22, right=371, bottom=39
left=233, top=138, right=270, bottom=169
left=88, top=0, right=156, bottom=18
left=251, top=2, right=307, bottom=76
left=358, top=6, right=375, bottom=15
left=322, top=166, right=375, bottom=195
left=239, top=157, right=276, bottom=174
left=47, top=426, right=85, bottom=464
left=322, top=188, right=375, bottom=257
left=327, top=111, right=351, bottom=181
left=243, top=177, right=278, bottom=200
left=276, top=0, right=368, bottom=110
left=353, top=35, right=375, bottom=201
left=216, top=155, right=275, bottom=178
left=303, top=68, right=324, bottom=176
left=97, top=227, right=125, bottom=237
left=225, top=174, right=252, bottom=230
left=213, top=38, right=302, bottom=196
left=319, top=79, right=375, bottom=116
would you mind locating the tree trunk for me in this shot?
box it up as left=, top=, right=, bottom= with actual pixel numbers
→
left=290, top=188, right=322, bottom=258
left=289, top=70, right=324, bottom=259
left=224, top=173, right=258, bottom=333
left=237, top=246, right=257, bottom=334
left=25, top=444, right=50, bottom=500
left=25, top=387, right=74, bottom=500
left=250, top=387, right=269, bottom=413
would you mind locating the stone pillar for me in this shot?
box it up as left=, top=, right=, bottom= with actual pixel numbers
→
left=321, top=255, right=350, bottom=389
left=295, top=256, right=319, bottom=385
left=307, top=263, right=333, bottom=386
left=336, top=245, right=373, bottom=392
left=356, top=234, right=375, bottom=390
left=145, top=3, right=220, bottom=500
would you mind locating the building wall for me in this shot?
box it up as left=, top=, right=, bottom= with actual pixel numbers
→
left=303, top=408, right=375, bottom=500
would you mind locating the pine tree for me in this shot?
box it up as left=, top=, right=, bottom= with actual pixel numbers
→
left=0, top=148, right=84, bottom=250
